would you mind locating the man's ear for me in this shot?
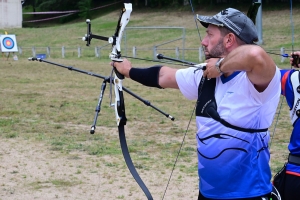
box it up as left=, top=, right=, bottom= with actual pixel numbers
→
left=224, top=33, right=235, bottom=48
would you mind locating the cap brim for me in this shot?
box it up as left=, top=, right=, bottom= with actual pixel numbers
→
left=196, top=14, right=223, bottom=28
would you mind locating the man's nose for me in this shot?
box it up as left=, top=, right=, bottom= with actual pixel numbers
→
left=201, top=37, right=208, bottom=46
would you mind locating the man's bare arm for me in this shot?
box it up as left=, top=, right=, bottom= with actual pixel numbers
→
left=204, top=45, right=276, bottom=92
left=158, top=67, right=179, bottom=89
left=222, top=45, right=276, bottom=92
left=112, top=59, right=179, bottom=89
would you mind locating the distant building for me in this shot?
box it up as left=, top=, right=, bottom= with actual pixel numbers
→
left=0, top=0, right=23, bottom=29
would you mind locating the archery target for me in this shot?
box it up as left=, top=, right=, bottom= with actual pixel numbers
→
left=0, top=35, right=18, bottom=52
left=3, top=37, right=14, bottom=49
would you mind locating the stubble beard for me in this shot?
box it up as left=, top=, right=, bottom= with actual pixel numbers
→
left=204, top=38, right=225, bottom=60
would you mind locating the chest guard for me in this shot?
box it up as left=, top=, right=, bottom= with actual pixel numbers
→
left=289, top=70, right=300, bottom=126
left=195, top=77, right=268, bottom=133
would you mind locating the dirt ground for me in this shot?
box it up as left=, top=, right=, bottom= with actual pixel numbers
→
left=0, top=135, right=199, bottom=200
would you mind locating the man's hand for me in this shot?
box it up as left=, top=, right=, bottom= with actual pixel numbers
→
left=203, top=58, right=224, bottom=79
left=290, top=52, right=300, bottom=68
left=110, top=58, right=132, bottom=78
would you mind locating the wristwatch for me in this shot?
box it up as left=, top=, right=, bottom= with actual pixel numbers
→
left=215, top=58, right=224, bottom=74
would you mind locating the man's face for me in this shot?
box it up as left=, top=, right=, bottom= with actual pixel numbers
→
left=201, top=25, right=225, bottom=59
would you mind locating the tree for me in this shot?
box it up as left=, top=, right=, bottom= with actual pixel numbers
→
left=78, top=0, right=93, bottom=19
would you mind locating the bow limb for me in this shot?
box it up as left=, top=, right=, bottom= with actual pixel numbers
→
left=111, top=2, right=153, bottom=199
left=110, top=2, right=131, bottom=62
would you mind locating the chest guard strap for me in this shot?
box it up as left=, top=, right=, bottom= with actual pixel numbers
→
left=195, top=77, right=268, bottom=133
left=289, top=70, right=300, bottom=126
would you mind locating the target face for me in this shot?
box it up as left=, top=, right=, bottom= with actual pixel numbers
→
left=0, top=35, right=18, bottom=52
left=2, top=37, right=14, bottom=49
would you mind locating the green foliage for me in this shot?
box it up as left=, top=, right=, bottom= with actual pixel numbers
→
left=37, top=0, right=77, bottom=11
left=78, top=0, right=93, bottom=19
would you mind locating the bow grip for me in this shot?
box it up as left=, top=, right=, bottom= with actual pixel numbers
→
left=113, top=61, right=124, bottom=79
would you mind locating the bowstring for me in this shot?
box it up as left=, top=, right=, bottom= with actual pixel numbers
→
left=270, top=0, right=293, bottom=157
left=189, top=0, right=203, bottom=45
left=162, top=1, right=203, bottom=199
left=161, top=102, right=197, bottom=200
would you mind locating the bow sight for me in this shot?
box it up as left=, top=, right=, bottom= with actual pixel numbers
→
left=82, top=3, right=132, bottom=62
left=82, top=19, right=113, bottom=47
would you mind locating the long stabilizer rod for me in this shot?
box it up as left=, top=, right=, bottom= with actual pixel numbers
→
left=28, top=57, right=175, bottom=121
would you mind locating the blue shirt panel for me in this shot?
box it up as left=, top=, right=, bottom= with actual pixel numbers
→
left=281, top=69, right=300, bottom=170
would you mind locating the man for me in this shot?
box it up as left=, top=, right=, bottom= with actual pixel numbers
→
left=273, top=52, right=300, bottom=200
left=113, top=8, right=281, bottom=199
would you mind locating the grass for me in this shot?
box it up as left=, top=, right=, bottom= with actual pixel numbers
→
left=2, top=6, right=300, bottom=63
left=0, top=5, right=299, bottom=199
